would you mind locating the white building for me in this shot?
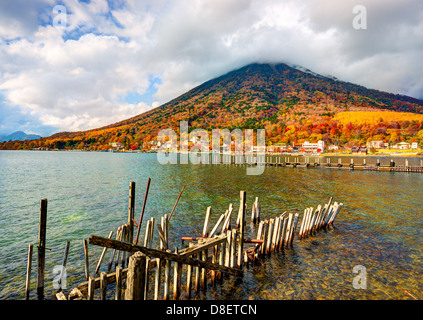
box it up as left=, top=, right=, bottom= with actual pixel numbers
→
left=302, top=140, right=325, bottom=153
left=366, top=140, right=385, bottom=149
left=394, top=142, right=410, bottom=150
left=411, top=142, right=419, bottom=149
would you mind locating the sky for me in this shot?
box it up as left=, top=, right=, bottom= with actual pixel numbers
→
left=0, top=0, right=422, bottom=137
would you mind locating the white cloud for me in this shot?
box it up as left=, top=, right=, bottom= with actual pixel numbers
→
left=0, top=0, right=422, bottom=136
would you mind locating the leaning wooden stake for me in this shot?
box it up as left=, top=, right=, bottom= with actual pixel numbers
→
left=37, top=199, right=48, bottom=300
left=95, top=231, right=114, bottom=275
left=202, top=207, right=212, bottom=238
left=135, top=178, right=151, bottom=245
left=168, top=185, right=186, bottom=221
left=25, top=243, right=33, bottom=300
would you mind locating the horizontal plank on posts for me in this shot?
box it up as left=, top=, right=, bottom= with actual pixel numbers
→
left=181, top=236, right=263, bottom=244
left=89, top=235, right=243, bottom=277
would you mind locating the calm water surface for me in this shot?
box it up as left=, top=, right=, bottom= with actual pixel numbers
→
left=0, top=150, right=422, bottom=300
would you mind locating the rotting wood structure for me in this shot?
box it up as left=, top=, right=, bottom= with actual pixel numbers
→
left=25, top=181, right=343, bottom=301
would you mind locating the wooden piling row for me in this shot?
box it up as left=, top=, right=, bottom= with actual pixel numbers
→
left=29, top=180, right=344, bottom=301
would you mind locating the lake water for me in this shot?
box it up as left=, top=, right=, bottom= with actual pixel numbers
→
left=0, top=150, right=422, bottom=300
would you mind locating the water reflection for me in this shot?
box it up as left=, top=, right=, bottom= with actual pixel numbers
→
left=0, top=151, right=422, bottom=300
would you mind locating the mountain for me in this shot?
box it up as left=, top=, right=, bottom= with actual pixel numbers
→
left=0, top=131, right=41, bottom=142
left=1, top=63, right=423, bottom=150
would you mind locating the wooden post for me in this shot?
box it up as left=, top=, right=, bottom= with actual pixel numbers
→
left=225, top=230, right=232, bottom=266
left=279, top=217, right=287, bottom=248
left=128, top=181, right=136, bottom=244
left=237, top=191, right=246, bottom=267
left=169, top=185, right=186, bottom=221
left=255, top=198, right=260, bottom=222
left=289, top=213, right=299, bottom=244
left=115, top=266, right=123, bottom=300
left=83, top=239, right=90, bottom=281
left=272, top=217, right=280, bottom=252
left=230, top=230, right=237, bottom=268
left=100, top=272, right=107, bottom=300
left=173, top=248, right=183, bottom=300
left=285, top=214, right=293, bottom=245
left=186, top=243, right=194, bottom=299
left=209, top=213, right=225, bottom=238
left=260, top=221, right=268, bottom=255
left=37, top=199, right=47, bottom=300
left=313, top=205, right=322, bottom=233
left=25, top=243, right=33, bottom=300
left=221, top=240, right=227, bottom=279
left=154, top=257, right=162, bottom=300
left=164, top=258, right=171, bottom=300
left=298, top=209, right=306, bottom=239
left=120, top=225, right=127, bottom=267
left=211, top=245, right=218, bottom=286
left=57, top=240, right=71, bottom=291
left=266, top=219, right=274, bottom=254
left=95, top=231, right=114, bottom=275
left=251, top=200, right=256, bottom=223
left=144, top=219, right=152, bottom=248
left=308, top=208, right=316, bottom=236
left=203, top=207, right=212, bottom=238
left=201, top=248, right=208, bottom=292
left=125, top=252, right=147, bottom=300
left=144, top=257, right=151, bottom=300
left=88, top=276, right=95, bottom=300
left=194, top=251, right=200, bottom=296
left=135, top=178, right=151, bottom=245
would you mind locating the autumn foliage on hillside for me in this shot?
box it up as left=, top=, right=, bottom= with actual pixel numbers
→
left=1, top=63, right=423, bottom=151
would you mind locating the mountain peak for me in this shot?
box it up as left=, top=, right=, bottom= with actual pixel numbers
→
left=0, top=131, right=42, bottom=142
left=1, top=62, right=423, bottom=150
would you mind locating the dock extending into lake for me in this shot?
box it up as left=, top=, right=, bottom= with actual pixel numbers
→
left=211, top=154, right=423, bottom=174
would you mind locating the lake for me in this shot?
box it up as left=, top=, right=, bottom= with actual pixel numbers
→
left=0, top=150, right=422, bottom=300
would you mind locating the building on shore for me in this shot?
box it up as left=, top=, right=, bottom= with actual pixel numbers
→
left=351, top=146, right=367, bottom=155
left=302, top=140, right=325, bottom=154
left=366, top=140, right=385, bottom=149
left=393, top=142, right=410, bottom=150
left=110, top=142, right=124, bottom=150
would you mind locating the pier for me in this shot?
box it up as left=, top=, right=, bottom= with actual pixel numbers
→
left=210, top=154, right=423, bottom=174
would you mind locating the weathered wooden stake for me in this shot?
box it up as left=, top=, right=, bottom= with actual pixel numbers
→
left=127, top=181, right=136, bottom=244
left=202, top=207, right=212, bottom=238
left=25, top=243, right=33, bottom=300
left=100, top=272, right=107, bottom=300
left=95, top=231, right=113, bottom=275
left=186, top=243, right=193, bottom=299
left=37, top=199, right=47, bottom=300
left=135, top=178, right=151, bottom=245
left=83, top=239, right=90, bottom=281
left=115, top=265, right=123, bottom=300
left=163, top=257, right=171, bottom=300
left=88, top=276, right=95, bottom=300
left=125, top=252, right=147, bottom=300
left=173, top=248, right=182, bottom=300
left=237, top=191, right=246, bottom=267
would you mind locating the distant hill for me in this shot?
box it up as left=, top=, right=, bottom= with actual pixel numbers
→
left=1, top=62, right=423, bottom=150
left=0, top=131, right=41, bottom=142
